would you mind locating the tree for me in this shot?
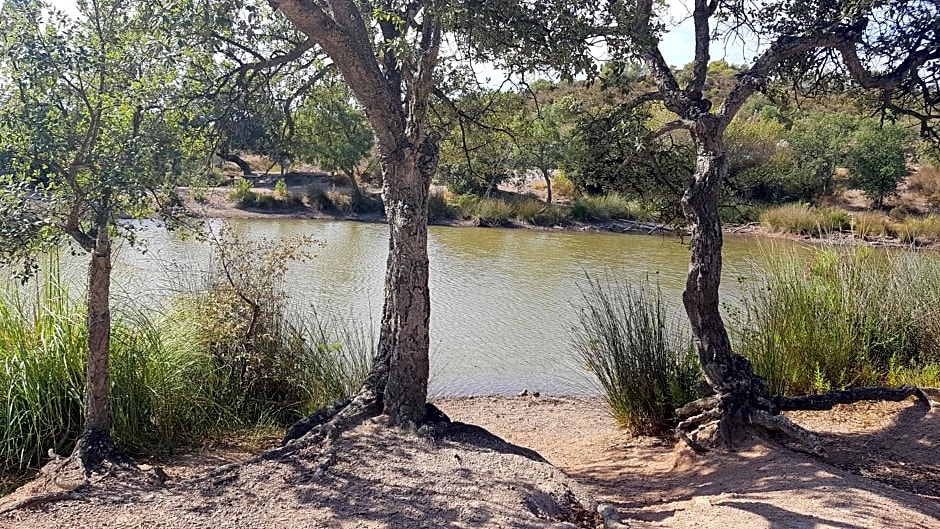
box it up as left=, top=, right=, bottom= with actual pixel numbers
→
left=437, top=90, right=523, bottom=197
left=607, top=0, right=939, bottom=449
left=482, top=0, right=939, bottom=449
left=846, top=121, right=913, bottom=208
left=784, top=113, right=858, bottom=201
left=510, top=102, right=567, bottom=203
left=269, top=0, right=444, bottom=433
left=0, top=0, right=205, bottom=470
left=292, top=78, right=375, bottom=201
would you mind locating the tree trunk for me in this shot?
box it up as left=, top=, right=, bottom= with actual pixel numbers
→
left=218, top=152, right=254, bottom=176
left=372, top=138, right=437, bottom=427
left=346, top=169, right=363, bottom=208
left=541, top=168, right=553, bottom=204
left=681, top=117, right=766, bottom=436
left=73, top=221, right=117, bottom=467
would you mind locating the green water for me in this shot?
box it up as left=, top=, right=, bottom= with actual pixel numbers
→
left=109, top=220, right=799, bottom=395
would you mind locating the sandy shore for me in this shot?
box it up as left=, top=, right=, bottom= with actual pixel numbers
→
left=3, top=395, right=936, bottom=528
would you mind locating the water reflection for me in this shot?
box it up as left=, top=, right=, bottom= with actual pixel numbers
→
left=105, top=220, right=798, bottom=395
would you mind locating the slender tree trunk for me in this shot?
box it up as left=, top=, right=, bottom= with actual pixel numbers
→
left=218, top=152, right=254, bottom=176
left=541, top=168, right=553, bottom=204
left=681, top=117, right=765, bottom=431
left=373, top=139, right=437, bottom=427
left=73, top=221, right=116, bottom=466
left=346, top=169, right=363, bottom=207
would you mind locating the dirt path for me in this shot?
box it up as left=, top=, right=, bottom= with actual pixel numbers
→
left=438, top=396, right=940, bottom=529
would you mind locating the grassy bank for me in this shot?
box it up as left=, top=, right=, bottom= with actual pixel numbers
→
left=428, top=191, right=650, bottom=227
left=733, top=246, right=940, bottom=394
left=761, top=204, right=940, bottom=244
left=577, top=246, right=940, bottom=431
left=0, top=257, right=370, bottom=483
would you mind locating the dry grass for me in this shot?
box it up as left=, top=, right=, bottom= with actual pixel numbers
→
left=906, top=165, right=940, bottom=205
left=851, top=212, right=892, bottom=238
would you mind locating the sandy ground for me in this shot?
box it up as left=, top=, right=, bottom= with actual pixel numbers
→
left=439, top=396, right=940, bottom=529
left=2, top=396, right=937, bottom=528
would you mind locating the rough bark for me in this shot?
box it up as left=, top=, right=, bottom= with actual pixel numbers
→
left=77, top=221, right=114, bottom=465
left=377, top=139, right=437, bottom=426
left=272, top=0, right=442, bottom=432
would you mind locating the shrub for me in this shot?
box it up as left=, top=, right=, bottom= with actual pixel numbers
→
left=510, top=197, right=572, bottom=226
left=474, top=198, right=513, bottom=227
left=450, top=194, right=481, bottom=219
left=427, top=191, right=456, bottom=221
left=274, top=178, right=289, bottom=198
left=733, top=247, right=940, bottom=395
left=327, top=191, right=353, bottom=214
left=306, top=186, right=334, bottom=212
left=894, top=215, right=940, bottom=244
left=571, top=193, right=650, bottom=222
left=573, top=276, right=700, bottom=435
left=228, top=178, right=254, bottom=202
left=552, top=171, right=576, bottom=199
left=1, top=239, right=371, bottom=481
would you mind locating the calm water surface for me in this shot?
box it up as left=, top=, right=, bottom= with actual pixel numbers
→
left=109, top=220, right=799, bottom=396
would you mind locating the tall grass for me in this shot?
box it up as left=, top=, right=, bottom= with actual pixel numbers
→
left=571, top=193, right=651, bottom=222
left=0, top=254, right=371, bottom=480
left=760, top=204, right=851, bottom=236
left=733, top=247, right=940, bottom=395
left=573, top=276, right=700, bottom=435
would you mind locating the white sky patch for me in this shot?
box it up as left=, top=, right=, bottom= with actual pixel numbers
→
left=46, top=0, right=758, bottom=80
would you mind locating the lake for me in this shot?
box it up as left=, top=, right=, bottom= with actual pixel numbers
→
left=105, top=219, right=800, bottom=396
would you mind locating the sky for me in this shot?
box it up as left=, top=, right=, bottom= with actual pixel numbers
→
left=46, top=0, right=755, bottom=72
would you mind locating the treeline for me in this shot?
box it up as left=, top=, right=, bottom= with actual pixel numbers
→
left=435, top=61, right=937, bottom=225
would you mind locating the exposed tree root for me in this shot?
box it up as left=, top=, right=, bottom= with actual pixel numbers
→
left=676, top=384, right=934, bottom=454
left=0, top=430, right=147, bottom=516
left=0, top=491, right=84, bottom=516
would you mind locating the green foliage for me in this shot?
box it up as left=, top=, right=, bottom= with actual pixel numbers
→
left=846, top=122, right=914, bottom=207
left=0, top=0, right=208, bottom=262
left=571, top=194, right=650, bottom=222
left=564, top=100, right=693, bottom=221
left=573, top=276, right=701, bottom=434
left=510, top=197, right=571, bottom=226
left=732, top=247, right=940, bottom=395
left=473, top=198, right=514, bottom=227
left=782, top=113, right=858, bottom=201
left=293, top=80, right=374, bottom=186
left=724, top=117, right=786, bottom=180
left=438, top=91, right=524, bottom=195
left=230, top=179, right=302, bottom=210
left=0, top=256, right=371, bottom=476
left=274, top=179, right=290, bottom=198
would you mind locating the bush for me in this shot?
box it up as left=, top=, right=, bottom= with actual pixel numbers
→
left=474, top=198, right=513, bottom=227
left=571, top=193, right=650, bottom=222
left=573, top=276, right=700, bottom=435
left=274, top=178, right=289, bottom=198
left=552, top=171, right=575, bottom=199
left=894, top=215, right=940, bottom=244
left=733, top=247, right=940, bottom=395
left=0, top=239, right=371, bottom=480
left=306, top=186, right=334, bottom=212
left=509, top=197, right=571, bottom=226
left=427, top=191, right=456, bottom=221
